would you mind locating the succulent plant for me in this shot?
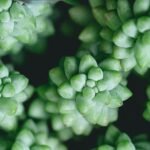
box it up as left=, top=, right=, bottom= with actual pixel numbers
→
left=143, top=86, right=150, bottom=121
left=36, top=85, right=92, bottom=141
left=0, top=63, right=32, bottom=129
left=93, top=126, right=150, bottom=150
left=48, top=54, right=132, bottom=126
left=12, top=120, right=67, bottom=150
left=0, top=1, right=150, bottom=150
left=93, top=126, right=136, bottom=150
left=0, top=0, right=54, bottom=56
left=0, top=84, right=34, bottom=131
left=68, top=0, right=150, bottom=74
left=0, top=119, right=67, bottom=150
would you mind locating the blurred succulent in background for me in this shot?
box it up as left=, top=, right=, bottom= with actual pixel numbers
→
left=0, top=119, right=67, bottom=150
left=36, top=85, right=93, bottom=141
left=93, top=126, right=136, bottom=150
left=0, top=84, right=34, bottom=131
left=93, top=126, right=150, bottom=150
left=0, top=0, right=55, bottom=56
left=143, top=86, right=150, bottom=121
left=12, top=120, right=67, bottom=150
left=0, top=63, right=34, bottom=131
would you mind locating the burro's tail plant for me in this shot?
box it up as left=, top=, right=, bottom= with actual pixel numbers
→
left=0, top=0, right=54, bottom=56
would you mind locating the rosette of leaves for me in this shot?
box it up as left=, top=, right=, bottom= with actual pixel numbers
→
left=0, top=119, right=67, bottom=150
left=0, top=0, right=54, bottom=56
left=93, top=126, right=150, bottom=150
left=0, top=63, right=30, bottom=128
left=68, top=0, right=150, bottom=74
left=49, top=54, right=132, bottom=126
left=34, top=85, right=92, bottom=141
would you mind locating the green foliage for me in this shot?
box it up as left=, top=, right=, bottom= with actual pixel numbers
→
left=94, top=126, right=150, bottom=150
left=0, top=120, right=67, bottom=150
left=37, top=85, right=92, bottom=141
left=0, top=0, right=54, bottom=56
left=0, top=63, right=34, bottom=131
left=48, top=54, right=132, bottom=126
left=68, top=0, right=150, bottom=74
left=0, top=1, right=150, bottom=150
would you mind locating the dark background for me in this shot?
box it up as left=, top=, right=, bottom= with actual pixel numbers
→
left=3, top=2, right=150, bottom=149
